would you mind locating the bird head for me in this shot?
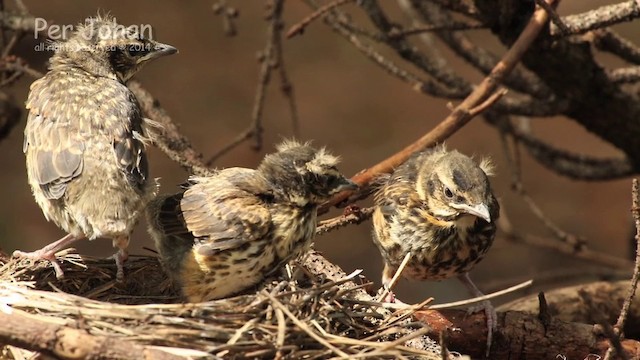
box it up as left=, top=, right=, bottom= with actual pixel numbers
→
left=258, top=140, right=357, bottom=206
left=417, top=148, right=496, bottom=224
left=50, top=14, right=177, bottom=82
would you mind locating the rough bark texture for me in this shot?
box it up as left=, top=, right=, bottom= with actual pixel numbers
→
left=475, top=0, right=640, bottom=168
left=0, top=311, right=184, bottom=360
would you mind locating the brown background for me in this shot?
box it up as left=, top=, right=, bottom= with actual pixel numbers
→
left=0, top=1, right=635, bottom=304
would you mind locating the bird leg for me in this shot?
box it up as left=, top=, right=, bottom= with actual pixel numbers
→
left=457, top=272, right=496, bottom=357
left=12, top=233, right=83, bottom=279
left=111, top=236, right=130, bottom=281
left=380, top=264, right=410, bottom=305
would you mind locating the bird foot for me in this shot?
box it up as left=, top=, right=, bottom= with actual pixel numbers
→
left=384, top=290, right=397, bottom=304
left=378, top=288, right=411, bottom=307
left=467, top=300, right=497, bottom=357
left=13, top=249, right=65, bottom=279
left=110, top=248, right=128, bottom=281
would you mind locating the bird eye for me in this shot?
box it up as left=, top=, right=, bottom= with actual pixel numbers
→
left=443, top=187, right=454, bottom=199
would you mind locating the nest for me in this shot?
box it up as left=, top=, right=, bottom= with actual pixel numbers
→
left=0, top=250, right=465, bottom=359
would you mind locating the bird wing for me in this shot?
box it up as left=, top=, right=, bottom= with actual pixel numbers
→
left=180, top=168, right=273, bottom=256
left=24, top=77, right=84, bottom=200
left=23, top=75, right=148, bottom=200
left=110, top=90, right=148, bottom=190
left=374, top=168, right=421, bottom=218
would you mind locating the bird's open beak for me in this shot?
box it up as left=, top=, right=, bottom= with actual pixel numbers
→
left=450, top=202, right=491, bottom=222
left=334, top=178, right=359, bottom=193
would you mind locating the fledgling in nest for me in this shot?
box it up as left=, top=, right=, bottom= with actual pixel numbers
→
left=147, top=140, right=357, bottom=302
left=16, top=14, right=177, bottom=279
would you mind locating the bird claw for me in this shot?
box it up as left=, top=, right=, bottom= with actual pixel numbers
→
left=467, top=300, right=497, bottom=357
left=13, top=249, right=65, bottom=279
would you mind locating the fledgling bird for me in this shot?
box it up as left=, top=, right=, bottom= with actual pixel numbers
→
left=15, top=14, right=177, bottom=279
left=372, top=146, right=499, bottom=354
left=147, top=140, right=357, bottom=302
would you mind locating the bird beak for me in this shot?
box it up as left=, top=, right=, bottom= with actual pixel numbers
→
left=145, top=42, right=178, bottom=60
left=450, top=202, right=491, bottom=222
left=333, top=178, right=359, bottom=193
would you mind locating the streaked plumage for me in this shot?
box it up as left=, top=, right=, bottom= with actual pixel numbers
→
left=147, top=141, right=357, bottom=302
left=372, top=145, right=499, bottom=353
left=15, top=14, right=177, bottom=279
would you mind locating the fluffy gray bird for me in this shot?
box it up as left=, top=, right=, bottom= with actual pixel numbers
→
left=147, top=140, right=357, bottom=302
left=372, top=146, right=499, bottom=354
left=15, top=15, right=177, bottom=279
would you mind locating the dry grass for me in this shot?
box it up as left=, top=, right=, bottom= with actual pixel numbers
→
left=0, top=250, right=465, bottom=359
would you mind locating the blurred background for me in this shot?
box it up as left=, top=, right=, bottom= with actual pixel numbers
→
left=0, top=0, right=636, bottom=305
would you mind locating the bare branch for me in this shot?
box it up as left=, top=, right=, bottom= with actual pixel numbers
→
left=286, top=0, right=356, bottom=38
left=129, top=81, right=212, bottom=176
left=608, top=66, right=640, bottom=83
left=551, top=0, right=640, bottom=37
left=207, top=0, right=287, bottom=165
left=605, top=179, right=640, bottom=359
left=494, top=116, right=635, bottom=180
left=0, top=309, right=187, bottom=360
left=320, top=0, right=555, bottom=212
left=316, top=206, right=374, bottom=236
left=405, top=0, right=554, bottom=100
left=591, top=29, right=640, bottom=64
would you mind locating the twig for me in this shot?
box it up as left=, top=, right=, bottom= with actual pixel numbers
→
left=607, top=66, right=640, bottom=84
left=429, top=280, right=533, bottom=310
left=315, top=206, right=374, bottom=236
left=360, top=0, right=470, bottom=93
left=498, top=119, right=588, bottom=250
left=128, top=82, right=212, bottom=176
left=387, top=21, right=486, bottom=39
left=591, top=29, right=640, bottom=64
left=286, top=0, right=356, bottom=38
left=264, top=290, right=351, bottom=359
left=579, top=289, right=628, bottom=360
left=212, top=0, right=239, bottom=37
left=0, top=56, right=43, bottom=79
left=604, top=179, right=640, bottom=360
left=534, top=0, right=569, bottom=35
left=356, top=327, right=431, bottom=358
left=376, top=252, right=411, bottom=303
left=550, top=0, right=640, bottom=37
left=302, top=0, right=459, bottom=99
left=206, top=0, right=286, bottom=165
left=439, top=330, right=448, bottom=360
left=319, top=0, right=553, bottom=213
left=489, top=113, right=635, bottom=180
left=405, top=0, right=554, bottom=101
left=499, top=205, right=634, bottom=270
left=272, top=4, right=300, bottom=138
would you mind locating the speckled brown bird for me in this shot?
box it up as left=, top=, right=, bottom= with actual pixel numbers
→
left=146, top=140, right=357, bottom=302
left=15, top=14, right=177, bottom=279
left=372, top=145, right=499, bottom=352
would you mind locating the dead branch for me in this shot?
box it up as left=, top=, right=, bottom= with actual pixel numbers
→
left=3, top=251, right=640, bottom=359
left=0, top=310, right=189, bottom=360
left=319, top=0, right=552, bottom=213
left=498, top=203, right=633, bottom=270
left=206, top=0, right=289, bottom=165
left=128, top=81, right=213, bottom=177
left=550, top=0, right=640, bottom=37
